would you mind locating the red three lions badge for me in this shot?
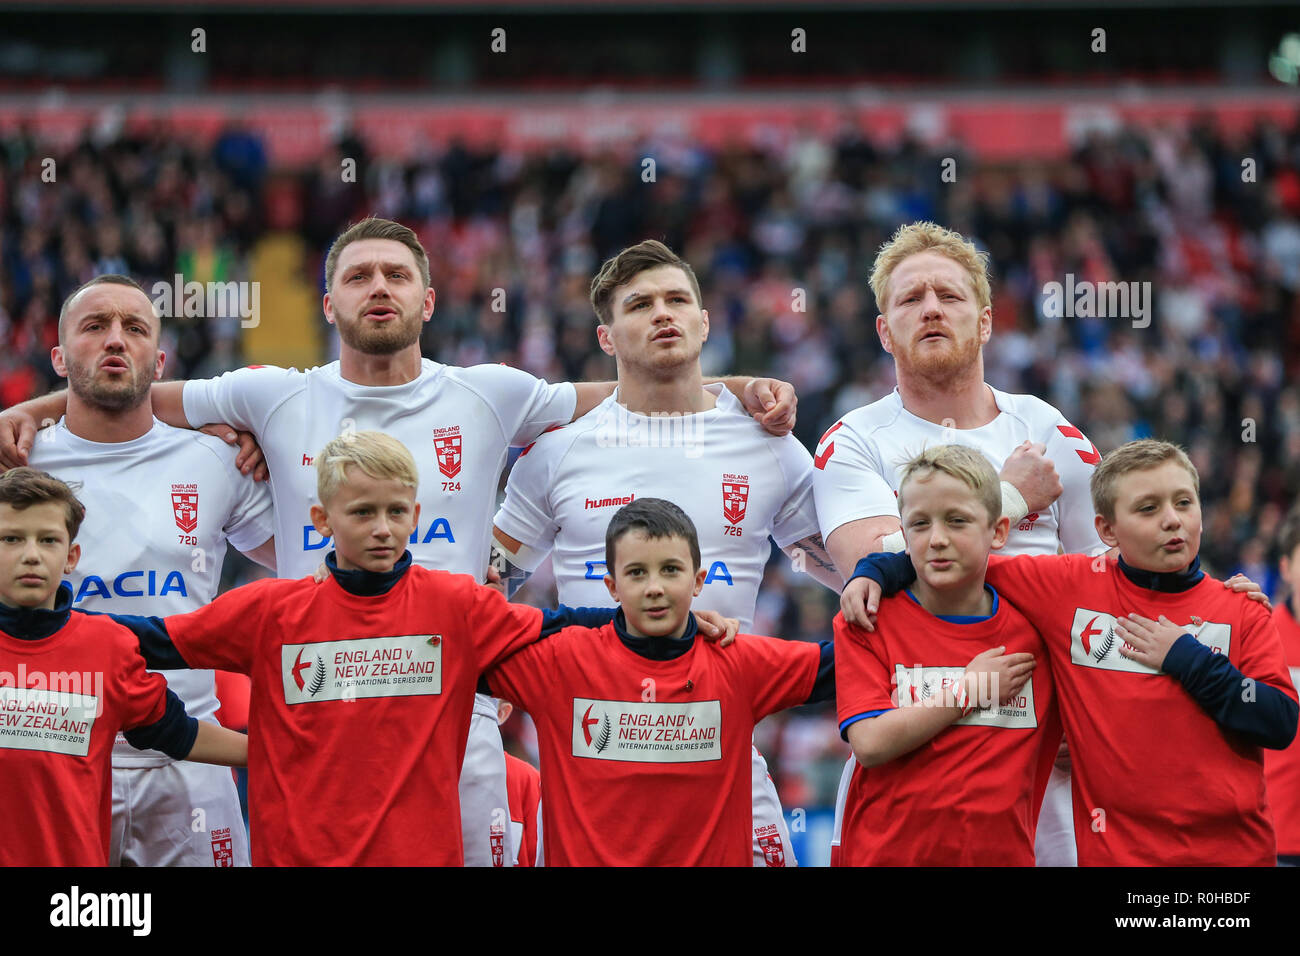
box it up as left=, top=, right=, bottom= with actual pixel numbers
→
left=755, top=824, right=786, bottom=867
left=722, top=475, right=749, bottom=525
left=433, top=427, right=463, bottom=479
left=171, top=483, right=199, bottom=534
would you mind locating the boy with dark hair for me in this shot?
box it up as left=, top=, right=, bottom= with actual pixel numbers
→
left=1267, top=503, right=1300, bottom=863
left=848, top=439, right=1298, bottom=866
left=0, top=467, right=247, bottom=866
left=835, top=445, right=1059, bottom=866
left=484, top=497, right=833, bottom=866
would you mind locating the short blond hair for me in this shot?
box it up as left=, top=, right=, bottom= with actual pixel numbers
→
left=1090, top=439, right=1199, bottom=523
left=870, top=221, right=992, bottom=314
left=316, top=431, right=419, bottom=505
left=897, top=444, right=1001, bottom=525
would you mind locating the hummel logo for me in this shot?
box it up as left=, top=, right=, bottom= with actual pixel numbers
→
left=585, top=494, right=635, bottom=510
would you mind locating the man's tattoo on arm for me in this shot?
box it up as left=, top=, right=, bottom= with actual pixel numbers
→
left=793, top=533, right=838, bottom=572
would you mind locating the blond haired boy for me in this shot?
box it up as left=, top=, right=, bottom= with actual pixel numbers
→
left=849, top=439, right=1299, bottom=865
left=835, top=445, right=1060, bottom=865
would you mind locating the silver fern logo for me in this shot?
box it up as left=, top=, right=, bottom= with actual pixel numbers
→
left=594, top=714, right=612, bottom=753
left=307, top=656, right=327, bottom=696
left=1091, top=625, right=1116, bottom=662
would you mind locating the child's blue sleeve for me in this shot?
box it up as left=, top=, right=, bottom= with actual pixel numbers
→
left=111, top=614, right=191, bottom=670
left=849, top=552, right=916, bottom=596
left=805, top=641, right=835, bottom=705
left=539, top=605, right=615, bottom=637
left=78, top=609, right=191, bottom=670
left=122, top=688, right=200, bottom=760
left=1162, top=635, right=1299, bottom=749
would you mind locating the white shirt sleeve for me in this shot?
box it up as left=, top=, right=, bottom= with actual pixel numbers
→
left=493, top=440, right=561, bottom=569
left=220, top=456, right=277, bottom=554
left=182, top=366, right=301, bottom=435
left=458, top=364, right=577, bottom=447
left=811, top=419, right=900, bottom=540
left=767, top=436, right=823, bottom=549
left=1044, top=419, right=1108, bottom=555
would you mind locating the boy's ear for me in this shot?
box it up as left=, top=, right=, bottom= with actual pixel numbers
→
left=310, top=504, right=331, bottom=539
left=991, top=515, right=1010, bottom=550
left=693, top=567, right=707, bottom=596
left=1094, top=513, right=1120, bottom=549
left=63, top=542, right=81, bottom=575
left=603, top=573, right=619, bottom=603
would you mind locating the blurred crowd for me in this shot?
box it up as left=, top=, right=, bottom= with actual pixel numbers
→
left=3, top=114, right=1300, bottom=809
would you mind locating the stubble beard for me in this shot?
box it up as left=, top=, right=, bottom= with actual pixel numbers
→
left=899, top=333, right=982, bottom=386
left=65, top=356, right=153, bottom=412
left=336, top=304, right=424, bottom=356
left=624, top=333, right=704, bottom=381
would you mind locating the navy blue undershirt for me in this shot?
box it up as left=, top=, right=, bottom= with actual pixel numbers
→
left=1115, top=553, right=1203, bottom=592
left=608, top=609, right=834, bottom=705
left=326, top=550, right=411, bottom=596
left=902, top=584, right=1000, bottom=624
left=0, top=582, right=75, bottom=641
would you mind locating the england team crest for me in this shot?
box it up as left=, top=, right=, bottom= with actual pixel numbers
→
left=490, top=824, right=506, bottom=867
left=210, top=827, right=233, bottom=867
left=722, top=475, right=749, bottom=525
left=171, top=483, right=199, bottom=534
left=433, top=427, right=463, bottom=479
left=755, top=824, right=786, bottom=867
